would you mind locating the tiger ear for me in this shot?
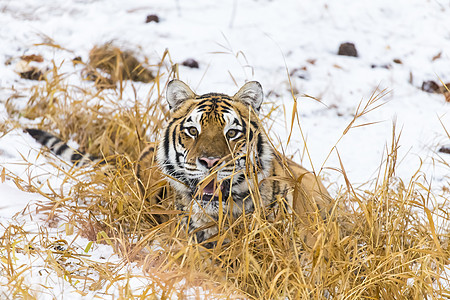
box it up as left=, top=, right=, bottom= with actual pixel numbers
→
left=233, top=81, right=263, bottom=113
left=166, top=79, right=196, bottom=111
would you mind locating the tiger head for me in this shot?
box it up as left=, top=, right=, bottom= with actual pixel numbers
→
left=157, top=80, right=273, bottom=217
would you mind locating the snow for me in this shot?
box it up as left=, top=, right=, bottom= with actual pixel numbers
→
left=0, top=0, right=449, bottom=298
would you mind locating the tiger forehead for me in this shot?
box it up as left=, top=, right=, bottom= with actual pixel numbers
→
left=187, top=93, right=238, bottom=125
left=195, top=93, right=233, bottom=112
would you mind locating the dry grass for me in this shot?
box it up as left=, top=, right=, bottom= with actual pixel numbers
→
left=0, top=45, right=449, bottom=299
left=85, top=42, right=155, bottom=90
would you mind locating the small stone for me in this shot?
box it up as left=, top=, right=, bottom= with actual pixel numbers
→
left=421, top=80, right=440, bottom=93
left=393, top=58, right=402, bottom=64
left=338, top=42, right=358, bottom=57
left=181, top=58, right=199, bottom=69
left=19, top=67, right=45, bottom=81
left=371, top=64, right=391, bottom=69
left=438, top=145, right=450, bottom=154
left=145, top=14, right=160, bottom=23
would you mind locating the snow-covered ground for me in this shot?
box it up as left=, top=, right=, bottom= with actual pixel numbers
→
left=0, top=0, right=449, bottom=298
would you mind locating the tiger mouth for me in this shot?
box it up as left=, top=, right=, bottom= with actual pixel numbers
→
left=195, top=178, right=226, bottom=203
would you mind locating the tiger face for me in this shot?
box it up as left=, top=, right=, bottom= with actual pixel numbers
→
left=157, top=80, right=273, bottom=219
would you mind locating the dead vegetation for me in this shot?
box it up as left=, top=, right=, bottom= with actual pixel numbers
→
left=0, top=45, right=449, bottom=299
left=85, top=42, right=154, bottom=89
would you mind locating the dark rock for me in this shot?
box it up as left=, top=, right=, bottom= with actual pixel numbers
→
left=145, top=14, right=160, bottom=23
left=19, top=67, right=45, bottom=81
left=371, top=64, right=391, bottom=69
left=338, top=42, right=358, bottom=57
left=439, top=146, right=450, bottom=154
left=182, top=58, right=199, bottom=69
left=421, top=80, right=440, bottom=93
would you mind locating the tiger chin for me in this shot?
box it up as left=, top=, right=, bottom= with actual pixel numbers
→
left=136, top=79, right=332, bottom=247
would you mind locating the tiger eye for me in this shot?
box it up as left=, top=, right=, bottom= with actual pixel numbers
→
left=226, top=129, right=238, bottom=139
left=187, top=127, right=198, bottom=137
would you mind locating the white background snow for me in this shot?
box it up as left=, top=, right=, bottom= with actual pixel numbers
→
left=0, top=0, right=449, bottom=298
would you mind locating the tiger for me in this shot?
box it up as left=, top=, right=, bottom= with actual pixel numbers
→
left=136, top=79, right=332, bottom=246
left=26, top=79, right=332, bottom=248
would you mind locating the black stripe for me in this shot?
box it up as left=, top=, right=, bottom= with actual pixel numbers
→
left=26, top=128, right=49, bottom=144
left=71, top=153, right=83, bottom=163
left=221, top=107, right=231, bottom=114
left=171, top=125, right=179, bottom=164
left=164, top=160, right=175, bottom=174
left=178, top=133, right=185, bottom=148
left=256, top=134, right=263, bottom=156
left=219, top=99, right=233, bottom=107
left=163, top=121, right=175, bottom=159
left=270, top=165, right=279, bottom=208
left=49, top=138, right=62, bottom=149
left=235, top=174, right=246, bottom=185
left=55, top=144, right=69, bottom=155
left=197, top=104, right=210, bottom=111
left=197, top=93, right=232, bottom=100
left=41, top=134, right=53, bottom=146
left=241, top=119, right=247, bottom=136
left=248, top=129, right=254, bottom=142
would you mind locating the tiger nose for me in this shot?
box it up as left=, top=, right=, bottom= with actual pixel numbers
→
left=198, top=157, right=220, bottom=169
